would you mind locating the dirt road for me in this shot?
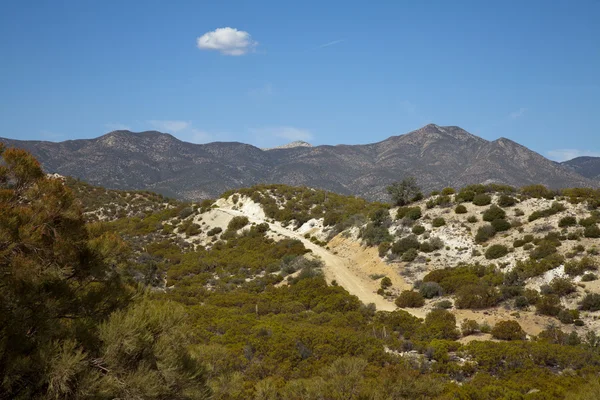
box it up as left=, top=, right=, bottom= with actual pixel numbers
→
left=216, top=208, right=396, bottom=311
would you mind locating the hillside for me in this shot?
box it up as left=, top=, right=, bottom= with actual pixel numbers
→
left=6, top=142, right=600, bottom=398
left=563, top=156, right=600, bottom=180
left=2, top=124, right=596, bottom=201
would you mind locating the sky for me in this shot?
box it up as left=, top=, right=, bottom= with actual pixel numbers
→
left=0, top=0, right=599, bottom=161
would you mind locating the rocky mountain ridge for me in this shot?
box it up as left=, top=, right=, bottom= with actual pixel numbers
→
left=1, top=124, right=597, bottom=201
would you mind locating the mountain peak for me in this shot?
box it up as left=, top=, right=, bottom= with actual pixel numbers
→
left=263, top=141, right=313, bottom=151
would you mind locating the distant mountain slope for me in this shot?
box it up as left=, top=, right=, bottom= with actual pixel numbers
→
left=1, top=124, right=597, bottom=201
left=562, top=156, right=600, bottom=180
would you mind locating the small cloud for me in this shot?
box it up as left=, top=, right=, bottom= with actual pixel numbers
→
left=188, top=129, right=213, bottom=144
left=251, top=126, right=313, bottom=142
left=196, top=27, right=257, bottom=56
left=105, top=123, right=131, bottom=131
left=508, top=107, right=527, bottom=119
left=148, top=120, right=190, bottom=133
left=547, top=149, right=600, bottom=162
left=317, top=39, right=344, bottom=49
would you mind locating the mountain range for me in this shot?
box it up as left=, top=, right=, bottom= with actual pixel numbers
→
left=2, top=124, right=598, bottom=201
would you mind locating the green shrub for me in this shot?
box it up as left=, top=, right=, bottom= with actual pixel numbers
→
left=521, top=184, right=555, bottom=199
left=360, top=223, right=393, bottom=246
left=461, top=319, right=480, bottom=336
left=491, top=320, right=526, bottom=340
left=528, top=202, right=566, bottom=222
left=441, top=187, right=456, bottom=195
left=467, top=215, right=478, bottom=223
left=381, top=276, right=392, bottom=289
left=401, top=248, right=418, bottom=262
left=378, top=241, right=391, bottom=257
left=582, top=273, right=598, bottom=282
left=419, top=282, right=443, bottom=299
left=432, top=217, right=446, bottom=227
left=530, top=241, right=558, bottom=260
left=412, top=225, right=425, bottom=235
left=207, top=227, right=222, bottom=236
left=485, top=244, right=509, bottom=259
left=491, top=218, right=511, bottom=232
left=419, top=309, right=460, bottom=340
left=580, top=293, right=600, bottom=311
left=434, top=300, right=453, bottom=309
left=473, top=194, right=492, bottom=206
left=558, top=309, right=576, bottom=324
left=584, top=224, right=600, bottom=238
left=455, top=284, right=500, bottom=309
left=475, top=225, right=496, bottom=243
left=498, top=195, right=517, bottom=207
left=178, top=207, right=194, bottom=219
left=391, top=235, right=420, bottom=255
left=549, top=277, right=576, bottom=296
left=558, top=216, right=577, bottom=227
left=455, top=204, right=467, bottom=214
left=456, top=190, right=476, bottom=203
left=483, top=205, right=506, bottom=222
left=514, top=296, right=529, bottom=309
left=395, top=290, right=425, bottom=308
left=536, top=294, right=561, bottom=316
left=396, top=206, right=422, bottom=221
left=227, top=216, right=249, bottom=231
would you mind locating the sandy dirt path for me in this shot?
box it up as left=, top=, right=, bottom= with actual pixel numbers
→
left=215, top=208, right=396, bottom=311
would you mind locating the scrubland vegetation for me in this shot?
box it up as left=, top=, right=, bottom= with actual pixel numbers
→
left=4, top=148, right=600, bottom=399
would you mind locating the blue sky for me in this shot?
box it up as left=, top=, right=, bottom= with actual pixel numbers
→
left=1, top=0, right=599, bottom=161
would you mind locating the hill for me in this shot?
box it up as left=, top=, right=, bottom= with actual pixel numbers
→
left=5, top=142, right=600, bottom=398
left=563, top=156, right=600, bottom=180
left=2, top=124, right=596, bottom=201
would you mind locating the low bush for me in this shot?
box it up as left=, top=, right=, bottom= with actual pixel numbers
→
left=401, top=248, right=419, bottom=262
left=467, top=215, right=478, bottom=223
left=207, top=227, right=223, bottom=236
left=558, top=216, right=577, bottom=227
left=455, top=284, right=501, bottom=309
left=584, top=224, right=600, bottom=238
left=580, top=293, right=600, bottom=311
left=227, top=216, right=249, bottom=231
left=491, top=218, right=511, bottom=232
left=396, top=206, right=422, bottom=221
left=536, top=294, right=561, bottom=316
left=485, top=244, right=509, bottom=259
left=455, top=204, right=468, bottom=214
left=419, top=282, right=443, bottom=299
left=491, top=320, right=526, bottom=340
left=391, top=235, right=420, bottom=255
left=473, top=194, right=492, bottom=206
left=412, top=225, right=425, bottom=235
left=475, top=225, right=496, bottom=243
left=498, top=195, right=517, bottom=207
left=461, top=319, right=480, bottom=336
left=395, top=290, right=425, bottom=308
left=432, top=217, right=446, bottom=227
left=381, top=276, right=392, bottom=289
left=483, top=205, right=506, bottom=222
left=530, top=241, right=558, bottom=260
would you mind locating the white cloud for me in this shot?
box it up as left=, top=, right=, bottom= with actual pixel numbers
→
left=105, top=123, right=131, bottom=131
left=196, top=27, right=257, bottom=56
left=547, top=149, right=600, bottom=162
left=317, top=39, right=344, bottom=49
left=508, top=107, right=527, bottom=119
left=188, top=129, right=213, bottom=144
left=251, top=126, right=313, bottom=142
left=148, top=120, right=190, bottom=133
